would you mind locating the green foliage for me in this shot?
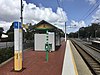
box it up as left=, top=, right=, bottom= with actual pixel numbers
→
left=68, top=23, right=100, bottom=38
left=0, top=27, right=4, bottom=39
left=6, top=23, right=14, bottom=34
left=0, top=47, right=14, bottom=64
left=68, top=32, right=78, bottom=38
left=8, top=32, right=14, bottom=41
left=24, top=23, right=34, bottom=40
left=6, top=23, right=14, bottom=41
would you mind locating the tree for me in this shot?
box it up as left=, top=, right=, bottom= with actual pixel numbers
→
left=68, top=32, right=77, bottom=38
left=0, top=27, right=4, bottom=39
left=6, top=22, right=14, bottom=34
left=8, top=32, right=14, bottom=41
left=6, top=23, right=14, bottom=41
left=24, top=23, right=33, bottom=40
left=68, top=23, right=100, bottom=38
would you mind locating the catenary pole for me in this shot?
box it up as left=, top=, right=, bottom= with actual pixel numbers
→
left=65, top=22, right=66, bottom=42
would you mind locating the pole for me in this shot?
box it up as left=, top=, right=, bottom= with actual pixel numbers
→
left=78, top=31, right=79, bottom=38
left=21, top=0, right=23, bottom=24
left=14, top=0, right=23, bottom=71
left=95, top=30, right=97, bottom=38
left=45, top=30, right=49, bottom=62
left=95, top=31, right=96, bottom=38
left=65, top=22, right=66, bottom=42
left=20, top=0, right=23, bottom=61
left=14, top=22, right=22, bottom=71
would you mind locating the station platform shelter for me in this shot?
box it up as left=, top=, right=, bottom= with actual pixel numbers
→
left=32, top=20, right=64, bottom=51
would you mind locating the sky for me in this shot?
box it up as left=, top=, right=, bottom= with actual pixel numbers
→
left=0, top=0, right=100, bottom=33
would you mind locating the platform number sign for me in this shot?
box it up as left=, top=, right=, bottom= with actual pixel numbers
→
left=14, top=22, right=22, bottom=71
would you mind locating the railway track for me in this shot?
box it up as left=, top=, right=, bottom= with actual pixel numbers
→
left=71, top=39, right=100, bottom=75
left=83, top=43, right=100, bottom=53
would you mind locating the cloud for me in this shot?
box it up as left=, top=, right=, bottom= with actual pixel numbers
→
left=0, top=0, right=68, bottom=32
left=86, top=0, right=96, bottom=4
left=92, top=5, right=100, bottom=23
left=0, top=21, right=11, bottom=33
left=23, top=2, right=67, bottom=24
left=67, top=20, right=86, bottom=33
left=0, top=0, right=20, bottom=22
left=70, top=20, right=86, bottom=27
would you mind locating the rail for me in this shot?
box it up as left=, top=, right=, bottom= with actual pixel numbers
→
left=70, top=39, right=100, bottom=75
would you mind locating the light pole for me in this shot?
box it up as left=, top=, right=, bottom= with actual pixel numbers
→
left=78, top=31, right=79, bottom=38
left=95, top=30, right=97, bottom=38
left=65, top=22, right=66, bottom=42
left=21, top=0, right=23, bottom=60
left=21, top=0, right=23, bottom=24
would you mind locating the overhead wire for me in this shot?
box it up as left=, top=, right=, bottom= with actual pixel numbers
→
left=57, top=0, right=75, bottom=28
left=83, top=4, right=99, bottom=20
left=56, top=0, right=67, bottom=36
left=80, top=0, right=99, bottom=20
left=80, top=0, right=100, bottom=21
left=56, top=0, right=65, bottom=23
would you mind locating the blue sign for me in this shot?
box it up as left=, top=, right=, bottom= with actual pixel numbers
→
left=14, top=22, right=22, bottom=29
left=19, top=22, right=22, bottom=29
left=14, top=22, right=18, bottom=29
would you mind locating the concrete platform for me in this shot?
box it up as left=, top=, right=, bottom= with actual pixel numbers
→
left=62, top=40, right=78, bottom=75
left=62, top=40, right=93, bottom=75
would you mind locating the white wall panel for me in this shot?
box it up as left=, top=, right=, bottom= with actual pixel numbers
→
left=34, top=33, right=55, bottom=51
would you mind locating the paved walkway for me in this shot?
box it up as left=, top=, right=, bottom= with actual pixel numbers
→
left=62, top=40, right=78, bottom=75
left=0, top=41, right=66, bottom=75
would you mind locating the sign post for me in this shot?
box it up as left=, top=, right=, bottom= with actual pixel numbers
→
left=14, top=22, right=22, bottom=71
left=45, top=30, right=49, bottom=62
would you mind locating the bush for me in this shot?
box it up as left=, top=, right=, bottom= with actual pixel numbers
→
left=8, top=32, right=14, bottom=42
left=0, top=47, right=14, bottom=64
